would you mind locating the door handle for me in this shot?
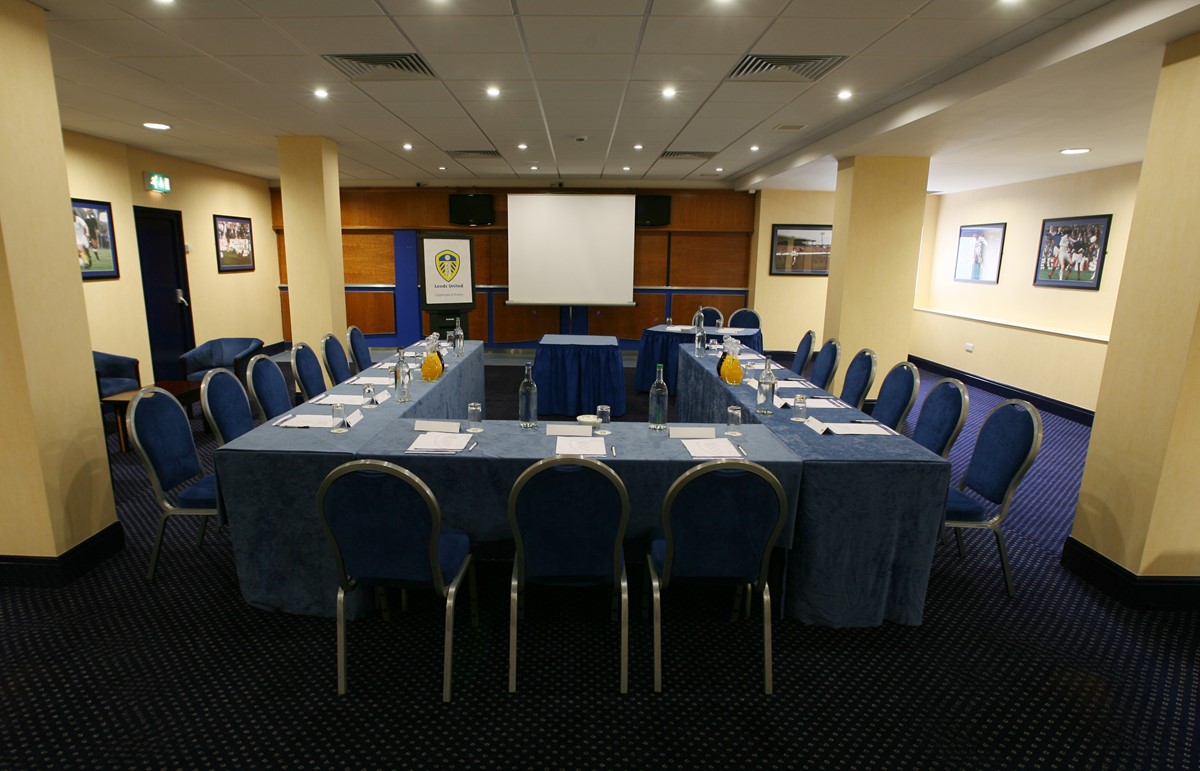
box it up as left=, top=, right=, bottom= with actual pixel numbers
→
left=175, top=289, right=189, bottom=307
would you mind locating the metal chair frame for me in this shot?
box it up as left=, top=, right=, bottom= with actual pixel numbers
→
left=246, top=353, right=290, bottom=422
left=507, top=456, right=630, bottom=694
left=200, top=367, right=251, bottom=446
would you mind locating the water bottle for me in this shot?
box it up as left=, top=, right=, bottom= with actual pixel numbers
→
left=694, top=325, right=706, bottom=356
left=692, top=305, right=705, bottom=329
left=756, top=358, right=777, bottom=415
left=518, top=362, right=538, bottom=429
left=648, top=364, right=668, bottom=430
left=395, top=362, right=412, bottom=403
left=453, top=317, right=465, bottom=357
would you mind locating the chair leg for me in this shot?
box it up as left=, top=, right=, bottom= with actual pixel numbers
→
left=730, top=585, right=743, bottom=621
left=400, top=588, right=408, bottom=614
left=196, top=516, right=208, bottom=547
left=147, top=513, right=170, bottom=582
left=619, top=566, right=629, bottom=695
left=336, top=587, right=347, bottom=695
left=994, top=527, right=1016, bottom=599
left=954, top=527, right=966, bottom=557
left=762, top=583, right=774, bottom=695
left=443, top=557, right=469, bottom=703
left=648, top=560, right=662, bottom=693
left=377, top=587, right=391, bottom=622
left=508, top=565, right=520, bottom=693
left=744, top=583, right=752, bottom=619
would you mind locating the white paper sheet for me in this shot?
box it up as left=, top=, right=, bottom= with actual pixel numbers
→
left=824, top=422, right=896, bottom=436
left=346, top=409, right=364, bottom=427
left=664, top=325, right=692, bottom=332
left=278, top=414, right=337, bottom=428
left=349, top=375, right=392, bottom=385
left=555, top=436, right=607, bottom=456
left=669, top=426, right=716, bottom=439
left=716, top=327, right=744, bottom=334
left=310, top=394, right=369, bottom=406
left=546, top=424, right=593, bottom=437
left=414, top=419, right=460, bottom=433
left=406, top=433, right=472, bottom=453
left=775, top=380, right=814, bottom=390
left=681, top=437, right=741, bottom=459
left=804, top=398, right=845, bottom=409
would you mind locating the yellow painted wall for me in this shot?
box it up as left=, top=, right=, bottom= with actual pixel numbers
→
left=911, top=163, right=1140, bottom=410
left=748, top=189, right=835, bottom=353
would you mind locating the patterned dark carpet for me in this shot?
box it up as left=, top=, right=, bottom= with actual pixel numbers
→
left=2, top=366, right=1196, bottom=769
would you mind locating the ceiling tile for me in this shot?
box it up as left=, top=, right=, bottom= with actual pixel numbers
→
left=640, top=16, right=775, bottom=54
left=445, top=80, right=539, bottom=101
left=354, top=81, right=456, bottom=101
left=105, top=0, right=257, bottom=18
left=652, top=0, right=789, bottom=16
left=529, top=53, right=633, bottom=80
left=754, top=17, right=898, bottom=54
left=216, top=55, right=346, bottom=84
left=542, top=101, right=619, bottom=126
left=242, top=0, right=385, bottom=16
left=381, top=100, right=471, bottom=119
left=379, top=0, right=514, bottom=15
left=422, top=53, right=531, bottom=80
left=822, top=55, right=954, bottom=93
left=147, top=19, right=308, bottom=56
left=39, top=0, right=130, bottom=20
left=915, top=0, right=1075, bottom=20
left=405, top=117, right=492, bottom=147
left=779, top=0, right=926, bottom=18
left=271, top=17, right=412, bottom=53
left=672, top=115, right=766, bottom=147
left=392, top=17, right=524, bottom=53
left=708, top=81, right=812, bottom=103
left=863, top=19, right=1028, bottom=58
left=520, top=16, right=645, bottom=53
left=694, top=101, right=782, bottom=123
left=536, top=81, right=627, bottom=101
left=118, top=55, right=255, bottom=84
left=631, top=53, right=739, bottom=81
left=516, top=0, right=646, bottom=14
left=47, top=20, right=199, bottom=57
left=53, top=54, right=161, bottom=88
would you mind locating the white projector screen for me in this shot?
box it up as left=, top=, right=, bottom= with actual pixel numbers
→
left=507, top=194, right=635, bottom=305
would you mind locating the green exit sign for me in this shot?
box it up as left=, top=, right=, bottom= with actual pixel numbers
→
left=143, top=171, right=171, bottom=193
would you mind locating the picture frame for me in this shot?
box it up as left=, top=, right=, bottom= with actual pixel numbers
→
left=954, top=223, right=1006, bottom=283
left=73, top=199, right=119, bottom=280
left=1033, top=214, right=1111, bottom=290
left=770, top=224, right=831, bottom=276
left=214, top=214, right=255, bottom=273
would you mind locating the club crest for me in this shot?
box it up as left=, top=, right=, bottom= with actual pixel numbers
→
left=435, top=250, right=460, bottom=281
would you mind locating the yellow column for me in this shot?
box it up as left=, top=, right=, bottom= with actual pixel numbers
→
left=277, top=137, right=346, bottom=348
left=0, top=0, right=117, bottom=561
left=823, top=156, right=929, bottom=394
left=1072, top=33, right=1200, bottom=580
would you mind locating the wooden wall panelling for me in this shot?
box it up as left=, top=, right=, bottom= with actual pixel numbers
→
left=279, top=291, right=291, bottom=342
left=276, top=232, right=287, bottom=284
left=635, top=231, right=669, bottom=286
left=345, top=291, right=396, bottom=335
left=342, top=232, right=396, bottom=284
left=491, top=293, right=560, bottom=343
left=671, top=293, right=745, bottom=327
left=669, top=191, right=755, bottom=231
left=488, top=232, right=508, bottom=285
left=587, top=293, right=666, bottom=340
left=270, top=189, right=283, bottom=229
left=669, top=233, right=750, bottom=287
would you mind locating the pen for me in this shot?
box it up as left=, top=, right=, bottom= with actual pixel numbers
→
left=736, top=444, right=747, bottom=456
left=467, top=442, right=478, bottom=452
left=610, top=445, right=617, bottom=457
left=851, top=419, right=879, bottom=424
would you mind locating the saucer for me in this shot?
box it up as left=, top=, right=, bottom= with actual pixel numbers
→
left=576, top=414, right=602, bottom=426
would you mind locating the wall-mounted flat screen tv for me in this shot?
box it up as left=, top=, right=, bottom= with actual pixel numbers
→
left=448, top=193, right=494, bottom=226
left=635, top=194, right=671, bottom=227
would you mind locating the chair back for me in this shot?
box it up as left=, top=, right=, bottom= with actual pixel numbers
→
left=728, top=308, right=760, bottom=328
left=292, top=343, right=327, bottom=401
left=247, top=354, right=292, bottom=421
left=962, top=399, right=1043, bottom=513
left=699, top=306, right=724, bottom=327
left=317, top=460, right=450, bottom=593
left=508, top=457, right=628, bottom=585
left=792, top=330, right=814, bottom=376
left=200, top=368, right=254, bottom=446
left=321, top=333, right=352, bottom=385
left=659, top=460, right=787, bottom=589
left=912, top=378, right=969, bottom=458
left=347, top=325, right=372, bottom=374
left=809, top=338, right=841, bottom=390
left=93, top=350, right=141, bottom=398
left=839, top=348, right=877, bottom=410
left=871, top=362, right=919, bottom=430
left=127, top=387, right=202, bottom=504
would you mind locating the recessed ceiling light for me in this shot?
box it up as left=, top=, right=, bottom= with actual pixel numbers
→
left=517, top=143, right=528, bottom=150
left=750, top=145, right=759, bottom=152
left=662, top=87, right=676, bottom=98
left=1060, top=147, right=1091, bottom=155
left=143, top=122, right=171, bottom=130
left=438, top=166, right=446, bottom=171
left=402, top=143, right=413, bottom=151
left=314, top=88, right=329, bottom=98
left=837, top=90, right=852, bottom=100
left=623, top=166, right=631, bottom=171
left=634, top=144, right=643, bottom=150
left=530, top=165, right=538, bottom=170
left=715, top=167, right=724, bottom=172
left=486, top=86, right=501, bottom=97
left=154, top=0, right=175, bottom=4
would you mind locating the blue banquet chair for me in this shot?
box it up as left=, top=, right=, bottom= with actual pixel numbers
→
left=291, top=342, right=327, bottom=401
left=791, top=330, right=815, bottom=377
left=944, top=399, right=1043, bottom=598
left=347, top=325, right=373, bottom=374
left=246, top=354, right=293, bottom=422
left=180, top=337, right=263, bottom=385
left=839, top=348, right=877, bottom=410
left=871, top=362, right=920, bottom=431
left=697, top=306, right=724, bottom=327
left=649, top=459, right=788, bottom=695
left=321, top=333, right=353, bottom=386
left=727, top=308, right=761, bottom=329
left=808, top=338, right=841, bottom=391
left=127, top=386, right=219, bottom=582
left=200, top=368, right=254, bottom=446
left=508, top=457, right=629, bottom=694
left=93, top=351, right=140, bottom=398
left=911, top=378, right=969, bottom=458
left=317, top=460, right=476, bottom=701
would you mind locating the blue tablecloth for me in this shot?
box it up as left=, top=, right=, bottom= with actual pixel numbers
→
left=635, top=325, right=763, bottom=392
left=532, top=334, right=627, bottom=417
left=676, top=347, right=951, bottom=627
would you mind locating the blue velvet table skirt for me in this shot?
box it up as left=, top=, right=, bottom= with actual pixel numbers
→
left=635, top=325, right=764, bottom=392
left=532, top=335, right=627, bottom=417
left=676, top=348, right=951, bottom=627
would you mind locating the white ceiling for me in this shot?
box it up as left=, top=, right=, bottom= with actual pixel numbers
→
left=34, top=0, right=1200, bottom=193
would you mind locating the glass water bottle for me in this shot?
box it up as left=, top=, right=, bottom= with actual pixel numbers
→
left=756, top=358, right=777, bottom=415
left=518, top=362, right=538, bottom=429
left=694, top=325, right=706, bottom=356
left=692, top=305, right=705, bottom=329
left=648, top=364, right=668, bottom=430
left=453, top=317, right=465, bottom=357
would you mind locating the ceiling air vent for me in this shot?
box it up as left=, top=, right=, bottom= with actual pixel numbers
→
left=660, top=150, right=716, bottom=160
left=447, top=150, right=503, bottom=159
left=728, top=54, right=846, bottom=82
left=321, top=53, right=436, bottom=81
left=774, top=124, right=807, bottom=132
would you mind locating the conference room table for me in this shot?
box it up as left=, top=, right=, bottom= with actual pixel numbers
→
left=635, top=324, right=763, bottom=392
left=532, top=334, right=627, bottom=417
left=676, top=346, right=952, bottom=627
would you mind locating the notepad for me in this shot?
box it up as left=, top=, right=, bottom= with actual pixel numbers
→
left=664, top=325, right=692, bottom=332
left=310, top=394, right=369, bottom=406
left=547, top=424, right=592, bottom=437
left=406, top=432, right=472, bottom=453
left=804, top=398, right=845, bottom=409
left=349, top=375, right=392, bottom=385
left=824, top=422, right=896, bottom=436
left=669, top=426, right=716, bottom=439
left=277, top=414, right=336, bottom=428
left=414, top=419, right=460, bottom=433
left=555, top=436, right=607, bottom=456
left=681, top=437, right=741, bottom=459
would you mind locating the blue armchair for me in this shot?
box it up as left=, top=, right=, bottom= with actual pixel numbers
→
left=180, top=337, right=263, bottom=385
left=93, top=351, right=141, bottom=398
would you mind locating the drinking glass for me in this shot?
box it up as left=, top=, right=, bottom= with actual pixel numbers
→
left=596, top=404, right=612, bottom=435
left=790, top=394, right=809, bottom=423
left=331, top=403, right=348, bottom=433
left=467, top=402, right=483, bottom=433
left=361, top=383, right=376, bottom=409
left=725, top=405, right=743, bottom=436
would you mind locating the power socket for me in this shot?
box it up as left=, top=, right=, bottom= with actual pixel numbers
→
left=965, top=342, right=974, bottom=353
